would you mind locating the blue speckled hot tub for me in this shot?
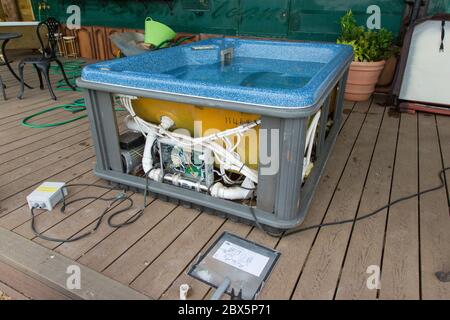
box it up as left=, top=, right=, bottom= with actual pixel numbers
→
left=77, top=38, right=353, bottom=230
left=81, top=38, right=353, bottom=116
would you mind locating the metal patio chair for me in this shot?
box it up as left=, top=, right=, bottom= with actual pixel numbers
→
left=17, top=17, right=76, bottom=101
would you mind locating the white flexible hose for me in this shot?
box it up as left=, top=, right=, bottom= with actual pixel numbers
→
left=303, top=111, right=321, bottom=180
left=142, top=132, right=156, bottom=174
left=121, top=96, right=259, bottom=183
left=121, top=95, right=322, bottom=200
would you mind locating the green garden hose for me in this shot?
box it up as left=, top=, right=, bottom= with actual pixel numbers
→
left=21, top=99, right=88, bottom=128
left=21, top=60, right=124, bottom=128
left=21, top=97, right=125, bottom=128
left=50, top=60, right=83, bottom=92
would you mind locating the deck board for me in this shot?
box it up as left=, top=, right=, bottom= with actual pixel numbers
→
left=292, top=101, right=384, bottom=299
left=0, top=279, right=30, bottom=300
left=99, top=205, right=199, bottom=281
left=0, top=260, right=69, bottom=300
left=335, top=101, right=399, bottom=299
left=0, top=120, right=92, bottom=165
left=418, top=113, right=450, bottom=299
left=1, top=61, right=449, bottom=300
left=379, top=112, right=420, bottom=299
left=436, top=115, right=450, bottom=213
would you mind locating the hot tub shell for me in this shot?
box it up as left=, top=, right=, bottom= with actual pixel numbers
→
left=77, top=38, right=353, bottom=231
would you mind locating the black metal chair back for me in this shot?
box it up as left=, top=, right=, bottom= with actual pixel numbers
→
left=17, top=17, right=76, bottom=100
left=37, top=17, right=61, bottom=59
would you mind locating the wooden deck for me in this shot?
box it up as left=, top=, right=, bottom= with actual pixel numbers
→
left=1, top=59, right=449, bottom=300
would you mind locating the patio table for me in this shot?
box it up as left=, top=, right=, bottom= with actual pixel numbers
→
left=0, top=32, right=32, bottom=89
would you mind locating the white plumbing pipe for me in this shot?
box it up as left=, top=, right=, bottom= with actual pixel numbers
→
left=179, top=284, right=190, bottom=300
left=127, top=114, right=175, bottom=175
left=148, top=168, right=163, bottom=182
left=149, top=168, right=254, bottom=201
left=303, top=111, right=321, bottom=180
left=148, top=169, right=209, bottom=192
left=210, top=177, right=255, bottom=200
left=123, top=115, right=142, bottom=133
left=160, top=116, right=175, bottom=130
left=142, top=132, right=157, bottom=174
left=124, top=114, right=156, bottom=174
left=164, top=173, right=209, bottom=192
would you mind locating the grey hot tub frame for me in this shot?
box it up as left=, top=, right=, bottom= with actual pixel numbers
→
left=77, top=69, right=348, bottom=231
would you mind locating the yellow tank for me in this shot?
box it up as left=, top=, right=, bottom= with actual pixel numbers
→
left=132, top=98, right=261, bottom=169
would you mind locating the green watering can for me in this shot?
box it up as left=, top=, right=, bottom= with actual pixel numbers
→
left=144, top=17, right=176, bottom=47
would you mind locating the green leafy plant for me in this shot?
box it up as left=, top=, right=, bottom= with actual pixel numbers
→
left=337, top=10, right=394, bottom=62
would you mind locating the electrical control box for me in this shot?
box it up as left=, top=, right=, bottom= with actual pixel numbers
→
left=158, top=137, right=214, bottom=188
left=27, top=182, right=67, bottom=211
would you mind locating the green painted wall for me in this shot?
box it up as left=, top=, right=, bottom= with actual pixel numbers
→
left=428, top=0, right=450, bottom=14
left=32, top=0, right=410, bottom=41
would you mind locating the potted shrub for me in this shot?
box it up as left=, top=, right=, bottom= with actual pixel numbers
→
left=337, top=11, right=394, bottom=101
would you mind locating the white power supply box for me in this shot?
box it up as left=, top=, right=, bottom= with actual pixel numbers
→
left=27, top=182, right=67, bottom=211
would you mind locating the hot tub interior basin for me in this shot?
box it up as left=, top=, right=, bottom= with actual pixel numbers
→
left=165, top=57, right=324, bottom=90
left=81, top=38, right=353, bottom=110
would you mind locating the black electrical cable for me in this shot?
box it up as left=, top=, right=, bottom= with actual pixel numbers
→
left=30, top=194, right=132, bottom=243
left=30, top=173, right=151, bottom=243
left=251, top=167, right=450, bottom=238
left=248, top=188, right=283, bottom=238
left=29, top=167, right=449, bottom=242
left=108, top=171, right=150, bottom=228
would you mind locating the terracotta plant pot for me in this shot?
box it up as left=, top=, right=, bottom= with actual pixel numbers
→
left=344, top=60, right=386, bottom=102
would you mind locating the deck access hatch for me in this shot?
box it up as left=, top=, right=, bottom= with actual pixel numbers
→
left=188, top=232, right=280, bottom=300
